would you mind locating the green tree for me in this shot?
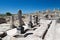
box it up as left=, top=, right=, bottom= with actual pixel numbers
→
left=6, top=12, right=12, bottom=16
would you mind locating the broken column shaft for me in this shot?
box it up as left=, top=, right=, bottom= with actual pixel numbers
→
left=30, top=15, right=32, bottom=22
left=36, top=16, right=39, bottom=25
left=28, top=15, right=33, bottom=28
left=11, top=16, right=14, bottom=26
left=11, top=16, right=16, bottom=28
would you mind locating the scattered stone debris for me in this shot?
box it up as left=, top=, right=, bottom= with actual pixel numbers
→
left=56, top=18, right=60, bottom=23
left=0, top=18, right=6, bottom=24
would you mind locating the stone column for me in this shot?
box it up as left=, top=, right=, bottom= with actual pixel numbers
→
left=11, top=16, right=16, bottom=28
left=28, top=15, right=33, bottom=28
left=33, top=15, right=36, bottom=24
left=18, top=10, right=24, bottom=34
left=36, top=15, right=38, bottom=25
left=30, top=15, right=32, bottom=22
left=18, top=10, right=22, bottom=26
left=11, top=16, right=14, bottom=26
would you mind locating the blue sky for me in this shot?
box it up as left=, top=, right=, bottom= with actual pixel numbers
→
left=0, top=0, right=60, bottom=14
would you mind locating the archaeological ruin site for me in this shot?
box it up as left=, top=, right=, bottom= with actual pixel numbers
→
left=0, top=9, right=60, bottom=40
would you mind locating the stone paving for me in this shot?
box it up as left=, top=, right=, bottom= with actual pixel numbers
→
left=1, top=19, right=52, bottom=40
left=0, top=19, right=59, bottom=40
left=53, top=23, right=60, bottom=40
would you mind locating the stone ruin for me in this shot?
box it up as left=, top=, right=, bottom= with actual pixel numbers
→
left=0, top=18, right=6, bottom=24
left=11, top=15, right=16, bottom=28
left=56, top=18, right=60, bottom=23
left=17, top=10, right=25, bottom=34
left=33, top=15, right=39, bottom=25
left=28, top=15, right=33, bottom=28
left=0, top=9, right=57, bottom=40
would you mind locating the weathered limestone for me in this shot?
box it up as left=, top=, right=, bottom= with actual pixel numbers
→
left=0, top=32, right=7, bottom=40
left=3, top=36, right=16, bottom=40
left=42, top=21, right=52, bottom=39
left=30, top=15, right=32, bottom=22
left=7, top=28, right=17, bottom=36
left=54, top=23, right=60, bottom=40
left=0, top=24, right=11, bottom=32
left=33, top=15, right=39, bottom=25
left=36, top=15, right=39, bottom=25
left=11, top=16, right=16, bottom=28
left=18, top=10, right=24, bottom=34
left=33, top=16, right=35, bottom=24
left=11, top=16, right=14, bottom=26
left=44, top=20, right=56, bottom=40
left=56, top=18, right=60, bottom=23
left=32, top=20, right=51, bottom=39
left=33, top=24, right=48, bottom=38
left=45, top=14, right=49, bottom=19
left=0, top=18, right=6, bottom=24
left=18, top=10, right=22, bottom=26
left=28, top=15, right=33, bottom=28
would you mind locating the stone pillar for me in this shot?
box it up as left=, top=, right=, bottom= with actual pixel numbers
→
left=18, top=10, right=22, bottom=26
left=18, top=10, right=24, bottom=34
left=11, top=16, right=16, bottom=28
left=28, top=15, right=33, bottom=28
left=30, top=15, right=32, bottom=22
left=33, top=15, right=36, bottom=24
left=11, top=16, right=14, bottom=26
left=36, top=16, right=38, bottom=24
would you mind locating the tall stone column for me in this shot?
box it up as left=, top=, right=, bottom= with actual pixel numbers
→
left=18, top=10, right=22, bottom=26
left=18, top=10, right=24, bottom=34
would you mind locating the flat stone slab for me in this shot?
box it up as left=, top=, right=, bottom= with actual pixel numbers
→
left=0, top=24, right=11, bottom=32
left=33, top=24, right=48, bottom=37
left=44, top=20, right=56, bottom=40
left=7, top=28, right=17, bottom=36
left=53, top=23, right=60, bottom=40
